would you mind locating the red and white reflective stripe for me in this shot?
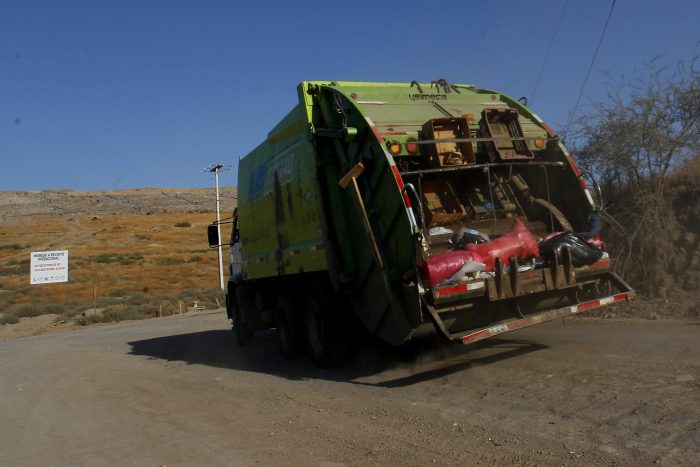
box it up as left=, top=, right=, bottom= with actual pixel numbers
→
left=390, top=164, right=413, bottom=208
left=567, top=156, right=583, bottom=178
left=529, top=114, right=595, bottom=208
left=558, top=142, right=596, bottom=208
left=436, top=281, right=485, bottom=297
left=571, top=293, right=628, bottom=313
left=531, top=113, right=555, bottom=138
left=390, top=164, right=405, bottom=190
left=586, top=259, right=612, bottom=270
left=461, top=292, right=631, bottom=345
left=310, top=243, right=325, bottom=251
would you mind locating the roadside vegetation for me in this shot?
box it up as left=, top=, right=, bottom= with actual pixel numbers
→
left=0, top=208, right=231, bottom=326
left=0, top=287, right=224, bottom=326
left=572, top=53, right=699, bottom=315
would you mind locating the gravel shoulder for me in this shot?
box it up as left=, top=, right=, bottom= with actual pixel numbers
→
left=0, top=312, right=698, bottom=466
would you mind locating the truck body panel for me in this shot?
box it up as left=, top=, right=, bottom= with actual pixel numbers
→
left=238, top=103, right=328, bottom=280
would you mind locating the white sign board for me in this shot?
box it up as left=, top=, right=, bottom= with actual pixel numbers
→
left=30, top=250, right=69, bottom=284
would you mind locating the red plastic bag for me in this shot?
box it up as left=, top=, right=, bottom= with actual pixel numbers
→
left=421, top=250, right=484, bottom=288
left=465, top=218, right=539, bottom=271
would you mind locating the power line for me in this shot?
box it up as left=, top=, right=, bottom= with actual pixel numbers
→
left=530, top=0, right=569, bottom=104
left=562, top=0, right=617, bottom=139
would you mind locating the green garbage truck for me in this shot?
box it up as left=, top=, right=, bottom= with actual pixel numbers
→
left=209, top=80, right=634, bottom=366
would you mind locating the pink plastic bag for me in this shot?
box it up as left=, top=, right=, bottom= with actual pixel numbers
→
left=465, top=218, right=539, bottom=271
left=421, top=250, right=484, bottom=288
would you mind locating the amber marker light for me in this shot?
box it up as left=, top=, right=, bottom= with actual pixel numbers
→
left=387, top=141, right=402, bottom=155
left=534, top=137, right=546, bottom=149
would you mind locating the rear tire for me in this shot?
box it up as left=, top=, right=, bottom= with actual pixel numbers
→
left=275, top=294, right=300, bottom=360
left=303, top=284, right=344, bottom=367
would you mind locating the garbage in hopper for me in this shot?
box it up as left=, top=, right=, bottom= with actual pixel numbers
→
left=421, top=250, right=485, bottom=288
left=538, top=231, right=603, bottom=267
left=465, top=218, right=539, bottom=271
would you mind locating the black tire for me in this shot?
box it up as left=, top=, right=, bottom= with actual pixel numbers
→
left=275, top=294, right=300, bottom=360
left=303, top=284, right=343, bottom=367
left=231, top=287, right=252, bottom=347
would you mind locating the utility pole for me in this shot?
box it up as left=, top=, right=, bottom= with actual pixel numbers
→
left=205, top=163, right=228, bottom=290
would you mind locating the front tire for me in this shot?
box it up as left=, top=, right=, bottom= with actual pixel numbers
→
left=230, top=287, right=252, bottom=347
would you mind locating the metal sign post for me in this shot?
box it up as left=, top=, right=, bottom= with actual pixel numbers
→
left=206, top=163, right=226, bottom=291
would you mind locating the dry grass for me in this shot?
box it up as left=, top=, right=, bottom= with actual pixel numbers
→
left=0, top=210, right=229, bottom=317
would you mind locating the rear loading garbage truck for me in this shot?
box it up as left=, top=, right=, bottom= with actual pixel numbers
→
left=210, top=81, right=634, bottom=366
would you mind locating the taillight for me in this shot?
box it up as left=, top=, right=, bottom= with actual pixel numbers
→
left=387, top=141, right=402, bottom=155
left=405, top=138, right=419, bottom=154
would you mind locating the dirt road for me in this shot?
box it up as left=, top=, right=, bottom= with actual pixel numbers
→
left=0, top=312, right=698, bottom=466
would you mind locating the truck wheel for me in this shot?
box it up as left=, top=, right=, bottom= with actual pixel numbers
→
left=303, top=288, right=342, bottom=367
left=233, top=306, right=252, bottom=347
left=275, top=294, right=300, bottom=360
left=231, top=288, right=252, bottom=347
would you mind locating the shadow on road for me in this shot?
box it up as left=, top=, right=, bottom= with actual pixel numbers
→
left=128, top=329, right=548, bottom=387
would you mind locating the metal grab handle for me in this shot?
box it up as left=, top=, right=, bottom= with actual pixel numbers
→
left=581, top=169, right=604, bottom=210
left=401, top=183, right=426, bottom=233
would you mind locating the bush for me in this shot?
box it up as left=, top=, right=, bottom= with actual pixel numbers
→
left=158, top=258, right=185, bottom=266
left=89, top=253, right=144, bottom=265
left=108, top=288, right=132, bottom=297
left=0, top=314, right=19, bottom=325
left=174, top=222, right=191, bottom=228
left=95, top=296, right=122, bottom=307
left=126, top=293, right=148, bottom=305
left=0, top=262, right=30, bottom=276
left=0, top=302, right=67, bottom=321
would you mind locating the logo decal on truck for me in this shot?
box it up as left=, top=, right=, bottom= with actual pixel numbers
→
left=247, top=141, right=299, bottom=202
left=408, top=93, right=447, bottom=101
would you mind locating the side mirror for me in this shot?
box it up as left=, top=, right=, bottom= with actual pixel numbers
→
left=207, top=224, right=220, bottom=248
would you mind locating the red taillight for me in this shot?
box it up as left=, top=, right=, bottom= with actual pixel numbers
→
left=405, top=138, right=419, bottom=154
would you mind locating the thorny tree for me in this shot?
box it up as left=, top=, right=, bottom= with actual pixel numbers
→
left=571, top=53, right=700, bottom=296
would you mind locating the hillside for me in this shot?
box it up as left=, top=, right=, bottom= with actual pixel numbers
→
left=0, top=188, right=236, bottom=327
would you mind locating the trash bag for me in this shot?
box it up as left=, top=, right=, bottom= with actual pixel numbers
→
left=465, top=218, right=539, bottom=271
left=538, top=232, right=603, bottom=267
left=421, top=250, right=485, bottom=288
left=452, top=227, right=489, bottom=248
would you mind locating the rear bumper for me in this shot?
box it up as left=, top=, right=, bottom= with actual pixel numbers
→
left=460, top=289, right=634, bottom=345
left=423, top=264, right=635, bottom=345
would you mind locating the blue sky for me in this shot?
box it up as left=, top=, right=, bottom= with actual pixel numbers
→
left=1, top=0, right=698, bottom=190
